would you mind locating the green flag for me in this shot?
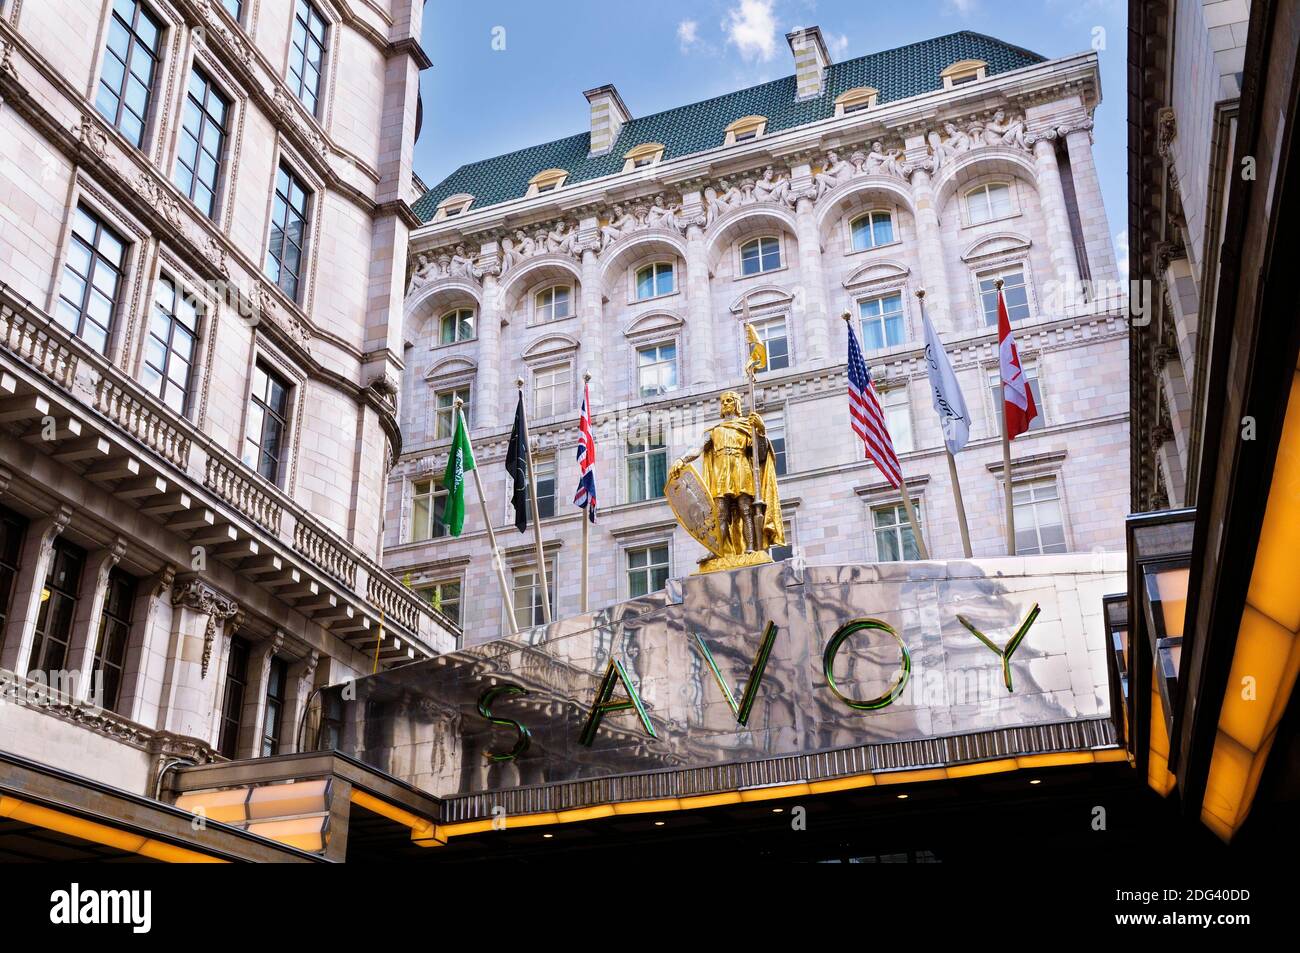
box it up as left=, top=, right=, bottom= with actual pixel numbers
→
left=440, top=411, right=475, bottom=536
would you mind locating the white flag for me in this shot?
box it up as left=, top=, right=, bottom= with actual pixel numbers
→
left=921, top=310, right=971, bottom=454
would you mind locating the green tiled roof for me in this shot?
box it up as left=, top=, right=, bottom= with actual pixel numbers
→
left=412, top=31, right=1044, bottom=221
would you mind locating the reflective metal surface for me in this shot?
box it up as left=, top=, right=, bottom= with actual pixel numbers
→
left=320, top=555, right=1124, bottom=810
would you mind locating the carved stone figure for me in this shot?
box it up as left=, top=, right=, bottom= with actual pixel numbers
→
left=600, top=204, right=636, bottom=248
left=813, top=150, right=854, bottom=198
left=448, top=244, right=475, bottom=277
left=751, top=166, right=793, bottom=205
left=409, top=254, right=439, bottom=290
left=645, top=196, right=679, bottom=230
left=982, top=109, right=1027, bottom=149
left=865, top=141, right=904, bottom=177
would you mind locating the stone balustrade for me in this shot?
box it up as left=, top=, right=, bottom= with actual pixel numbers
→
left=294, top=520, right=358, bottom=588
left=204, top=456, right=283, bottom=533
left=0, top=293, right=78, bottom=391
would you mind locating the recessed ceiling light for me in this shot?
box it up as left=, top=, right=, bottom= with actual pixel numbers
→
left=1029, top=779, right=1042, bottom=785
left=653, top=820, right=665, bottom=826
left=543, top=833, right=553, bottom=838
left=772, top=807, right=784, bottom=813
left=896, top=793, right=909, bottom=799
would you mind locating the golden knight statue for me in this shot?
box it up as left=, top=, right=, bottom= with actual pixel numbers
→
left=665, top=391, right=784, bottom=573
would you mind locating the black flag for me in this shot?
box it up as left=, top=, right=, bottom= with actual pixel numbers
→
left=505, top=393, right=529, bottom=533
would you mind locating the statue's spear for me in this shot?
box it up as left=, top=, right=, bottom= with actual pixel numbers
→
left=741, top=296, right=768, bottom=552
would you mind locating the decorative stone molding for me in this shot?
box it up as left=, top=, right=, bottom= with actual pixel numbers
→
left=1024, top=116, right=1094, bottom=147
left=154, top=564, right=178, bottom=598
left=271, top=86, right=328, bottom=159
left=1154, top=238, right=1186, bottom=275
left=701, top=168, right=802, bottom=226
left=810, top=144, right=908, bottom=199
left=195, top=0, right=254, bottom=67
left=599, top=197, right=687, bottom=250
left=171, top=579, right=239, bottom=679
left=925, top=110, right=1030, bottom=172
left=135, top=170, right=185, bottom=228
left=1156, top=107, right=1177, bottom=159
left=147, top=730, right=221, bottom=767
left=0, top=39, right=17, bottom=81
left=70, top=113, right=108, bottom=159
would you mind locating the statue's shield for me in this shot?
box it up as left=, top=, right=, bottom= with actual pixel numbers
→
left=664, top=463, right=727, bottom=557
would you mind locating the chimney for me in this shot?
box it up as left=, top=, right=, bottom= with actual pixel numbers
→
left=786, top=26, right=831, bottom=100
left=584, top=84, right=632, bottom=156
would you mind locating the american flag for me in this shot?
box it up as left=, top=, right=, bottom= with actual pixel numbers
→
left=573, top=381, right=597, bottom=522
left=847, top=321, right=903, bottom=488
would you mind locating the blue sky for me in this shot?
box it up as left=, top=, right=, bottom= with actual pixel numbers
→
left=415, top=0, right=1127, bottom=259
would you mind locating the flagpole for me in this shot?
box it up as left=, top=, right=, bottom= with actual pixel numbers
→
left=841, top=311, right=928, bottom=560
left=458, top=400, right=519, bottom=635
left=742, top=297, right=764, bottom=553
left=996, top=279, right=1017, bottom=556
left=916, top=289, right=972, bottom=558
left=581, top=371, right=591, bottom=614
left=517, top=379, right=553, bottom=624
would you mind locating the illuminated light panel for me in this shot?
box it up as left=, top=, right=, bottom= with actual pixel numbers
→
left=0, top=795, right=227, bottom=863
left=948, top=758, right=1019, bottom=779
left=174, top=786, right=250, bottom=824
left=349, top=789, right=438, bottom=844
left=245, top=816, right=328, bottom=853
left=1147, top=670, right=1177, bottom=797
left=248, top=778, right=330, bottom=819
left=1201, top=371, right=1300, bottom=840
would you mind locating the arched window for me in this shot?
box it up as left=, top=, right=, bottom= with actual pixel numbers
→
left=623, top=142, right=665, bottom=171
left=434, top=194, right=473, bottom=221
left=965, top=183, right=1013, bottom=225
left=438, top=308, right=475, bottom=344
left=725, top=115, right=767, bottom=145
left=739, top=237, right=781, bottom=276
left=835, top=87, right=879, bottom=117
left=528, top=168, right=568, bottom=196
left=850, top=210, right=895, bottom=251
left=535, top=285, right=572, bottom=322
left=635, top=262, right=675, bottom=300
left=941, top=59, right=988, bottom=89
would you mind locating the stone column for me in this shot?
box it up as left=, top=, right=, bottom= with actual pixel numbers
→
left=682, top=194, right=716, bottom=385
left=793, top=195, right=830, bottom=364
left=906, top=166, right=953, bottom=332
left=0, top=504, right=72, bottom=678
left=118, top=564, right=176, bottom=723
left=579, top=237, right=605, bottom=381
left=68, top=536, right=127, bottom=705
left=283, top=649, right=320, bottom=754
left=476, top=241, right=503, bottom=432
left=239, top=631, right=285, bottom=759
left=158, top=577, right=238, bottom=744
left=1062, top=123, right=1117, bottom=284
left=1029, top=135, right=1083, bottom=297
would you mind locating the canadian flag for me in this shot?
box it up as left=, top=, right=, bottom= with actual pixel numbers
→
left=998, top=286, right=1038, bottom=439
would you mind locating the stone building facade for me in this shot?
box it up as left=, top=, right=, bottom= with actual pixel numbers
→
left=389, top=28, right=1130, bottom=645
left=0, top=0, right=452, bottom=799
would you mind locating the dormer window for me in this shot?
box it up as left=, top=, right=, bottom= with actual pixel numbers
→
left=623, top=142, right=665, bottom=171
left=941, top=59, right=988, bottom=90
left=725, top=116, right=767, bottom=146
left=434, top=194, right=473, bottom=221
left=528, top=169, right=568, bottom=196
left=835, top=87, right=879, bottom=117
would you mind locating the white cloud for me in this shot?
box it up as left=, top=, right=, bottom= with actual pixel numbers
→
left=724, top=0, right=779, bottom=62
left=825, top=30, right=849, bottom=58
left=945, top=0, right=978, bottom=14
left=677, top=19, right=699, bottom=52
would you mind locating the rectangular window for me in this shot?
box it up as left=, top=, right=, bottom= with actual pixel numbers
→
left=410, top=478, right=448, bottom=541
left=637, top=342, right=678, bottom=398
left=1013, top=477, right=1067, bottom=555
left=512, top=562, right=556, bottom=630
left=218, top=636, right=250, bottom=759
left=28, top=538, right=85, bottom=676
left=261, top=656, right=288, bottom=756
left=57, top=206, right=127, bottom=355
left=0, top=507, right=26, bottom=651
left=881, top=386, right=914, bottom=453
left=771, top=518, right=794, bottom=562
left=766, top=411, right=787, bottom=475
left=94, top=0, right=163, bottom=148
left=174, top=68, right=229, bottom=218
left=221, top=0, right=242, bottom=22
left=979, top=267, right=1030, bottom=325
left=751, top=316, right=790, bottom=371
left=508, top=457, right=556, bottom=522
left=627, top=433, right=668, bottom=503
left=534, top=363, right=571, bottom=418
left=242, top=361, right=292, bottom=485
left=987, top=362, right=1044, bottom=434
left=266, top=164, right=312, bottom=303
left=535, top=286, right=571, bottom=322
left=434, top=386, right=471, bottom=439
left=873, top=502, right=924, bottom=562
left=288, top=0, right=328, bottom=116
left=627, top=544, right=670, bottom=597
left=92, top=568, right=135, bottom=713
left=858, top=292, right=906, bottom=350
left=143, top=275, right=200, bottom=415
left=417, top=579, right=461, bottom=627
left=740, top=237, right=781, bottom=276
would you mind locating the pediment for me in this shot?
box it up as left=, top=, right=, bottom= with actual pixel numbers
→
left=624, top=311, right=685, bottom=338
left=522, top=333, right=581, bottom=363
left=424, top=356, right=476, bottom=382
left=843, top=258, right=910, bottom=290
left=961, top=231, right=1031, bottom=263
left=727, top=285, right=794, bottom=315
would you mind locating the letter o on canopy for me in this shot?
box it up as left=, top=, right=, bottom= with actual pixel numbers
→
left=822, top=618, right=912, bottom=710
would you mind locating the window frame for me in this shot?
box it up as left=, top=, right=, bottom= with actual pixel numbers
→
left=987, top=357, right=1045, bottom=434
left=849, top=209, right=897, bottom=252
left=871, top=500, right=926, bottom=562
left=417, top=578, right=463, bottom=627
left=634, top=261, right=676, bottom=301
left=880, top=384, right=914, bottom=454
left=533, top=362, right=573, bottom=419
left=433, top=385, right=472, bottom=440
left=242, top=359, right=293, bottom=487
left=0, top=506, right=27, bottom=648
left=437, top=308, right=476, bottom=346
left=434, top=195, right=474, bottom=221
left=28, top=537, right=85, bottom=677
left=218, top=636, right=251, bottom=759
left=941, top=59, right=988, bottom=90
left=747, top=314, right=790, bottom=373
left=857, top=290, right=908, bottom=351
left=94, top=0, right=165, bottom=149
left=765, top=409, right=788, bottom=476
left=835, top=87, right=879, bottom=117
left=57, top=204, right=128, bottom=356
left=1011, top=476, right=1069, bottom=555
left=261, top=655, right=289, bottom=757
left=287, top=0, right=329, bottom=118
left=265, top=161, right=313, bottom=304
left=174, top=66, right=231, bottom=220
left=626, top=427, right=669, bottom=504
left=976, top=264, right=1033, bottom=326
left=625, top=542, right=672, bottom=599
left=511, top=559, right=557, bottom=630
left=738, top=236, right=782, bottom=277
left=724, top=115, right=767, bottom=145
left=533, top=284, right=573, bottom=323
left=410, top=477, right=449, bottom=542
left=623, top=143, right=665, bottom=171
left=964, top=181, right=1016, bottom=227
left=527, top=169, right=568, bottom=196
left=635, top=340, right=679, bottom=398
left=142, top=272, right=202, bottom=417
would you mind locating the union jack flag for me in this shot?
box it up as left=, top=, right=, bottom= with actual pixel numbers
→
left=847, top=320, right=903, bottom=488
left=573, top=381, right=597, bottom=522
